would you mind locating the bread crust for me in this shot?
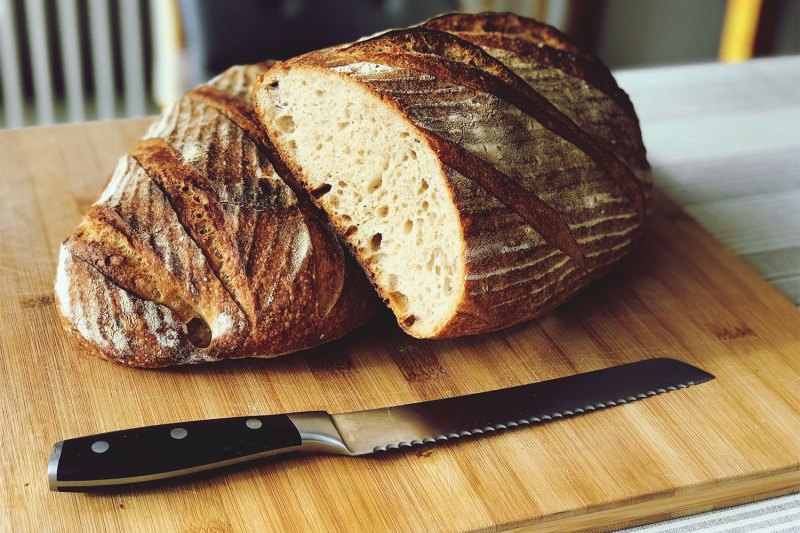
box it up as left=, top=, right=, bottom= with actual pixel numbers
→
left=424, top=13, right=626, bottom=106
left=255, top=19, right=649, bottom=338
left=55, top=61, right=379, bottom=367
left=424, top=12, right=651, bottom=192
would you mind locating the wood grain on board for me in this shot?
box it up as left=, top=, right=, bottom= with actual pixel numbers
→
left=0, top=116, right=798, bottom=532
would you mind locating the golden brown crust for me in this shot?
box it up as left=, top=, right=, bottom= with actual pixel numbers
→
left=56, top=62, right=380, bottom=367
left=424, top=13, right=650, bottom=192
left=131, top=137, right=254, bottom=321
left=424, top=12, right=593, bottom=62
left=70, top=206, right=197, bottom=324
left=186, top=85, right=346, bottom=317
left=422, top=131, right=585, bottom=271
left=55, top=242, right=210, bottom=367
left=430, top=27, right=632, bottom=113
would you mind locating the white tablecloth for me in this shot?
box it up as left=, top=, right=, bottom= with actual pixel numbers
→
left=612, top=56, right=800, bottom=532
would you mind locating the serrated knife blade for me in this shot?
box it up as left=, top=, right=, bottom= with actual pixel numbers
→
left=49, top=358, right=713, bottom=491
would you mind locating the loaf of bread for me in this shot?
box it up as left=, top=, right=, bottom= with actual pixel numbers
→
left=55, top=62, right=379, bottom=367
left=254, top=13, right=650, bottom=338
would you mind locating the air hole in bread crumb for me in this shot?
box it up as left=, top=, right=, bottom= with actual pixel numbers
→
left=367, top=176, right=382, bottom=193
left=186, top=316, right=212, bottom=348
left=315, top=89, right=324, bottom=96
left=337, top=122, right=348, bottom=130
left=344, top=225, right=358, bottom=237
left=389, top=291, right=409, bottom=313
left=310, top=183, right=332, bottom=198
left=377, top=205, right=389, bottom=217
left=275, top=115, right=295, bottom=133
left=418, top=180, right=429, bottom=194
left=403, top=220, right=413, bottom=233
left=399, top=131, right=409, bottom=138
left=421, top=201, right=429, bottom=211
left=369, top=233, right=382, bottom=251
left=403, top=315, right=417, bottom=327
left=340, top=214, right=351, bottom=222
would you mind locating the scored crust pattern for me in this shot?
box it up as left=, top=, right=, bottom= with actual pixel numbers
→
left=55, top=62, right=378, bottom=367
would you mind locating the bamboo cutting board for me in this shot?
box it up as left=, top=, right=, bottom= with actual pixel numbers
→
left=0, top=119, right=798, bottom=533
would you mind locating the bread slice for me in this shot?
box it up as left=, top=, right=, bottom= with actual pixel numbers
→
left=55, top=62, right=379, bottom=367
left=254, top=24, right=648, bottom=338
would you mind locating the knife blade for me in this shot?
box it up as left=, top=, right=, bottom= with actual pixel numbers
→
left=48, top=358, right=713, bottom=491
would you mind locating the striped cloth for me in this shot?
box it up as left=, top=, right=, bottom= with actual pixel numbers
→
left=611, top=56, right=800, bottom=531
left=620, top=493, right=800, bottom=532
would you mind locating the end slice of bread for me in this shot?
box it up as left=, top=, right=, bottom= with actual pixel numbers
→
left=55, top=62, right=380, bottom=367
left=256, top=66, right=465, bottom=337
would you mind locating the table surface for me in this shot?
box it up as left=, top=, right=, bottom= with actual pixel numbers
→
left=0, top=56, right=798, bottom=532
left=616, top=56, right=800, bottom=308
left=614, top=55, right=800, bottom=532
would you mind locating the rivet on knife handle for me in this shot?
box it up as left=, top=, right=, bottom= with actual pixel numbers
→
left=48, top=358, right=714, bottom=491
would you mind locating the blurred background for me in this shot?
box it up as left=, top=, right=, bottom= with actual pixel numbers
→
left=0, top=0, right=798, bottom=128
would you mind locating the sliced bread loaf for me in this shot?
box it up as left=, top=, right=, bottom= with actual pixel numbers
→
left=254, top=21, right=648, bottom=338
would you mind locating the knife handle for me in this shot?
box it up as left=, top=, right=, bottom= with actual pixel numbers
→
left=48, top=412, right=349, bottom=492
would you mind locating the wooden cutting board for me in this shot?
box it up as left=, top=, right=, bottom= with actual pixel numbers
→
left=1, top=119, right=798, bottom=532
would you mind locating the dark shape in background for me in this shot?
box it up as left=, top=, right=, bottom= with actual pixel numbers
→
left=179, top=0, right=458, bottom=81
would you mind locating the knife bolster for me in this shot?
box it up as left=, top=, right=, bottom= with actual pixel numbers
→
left=287, top=412, right=353, bottom=456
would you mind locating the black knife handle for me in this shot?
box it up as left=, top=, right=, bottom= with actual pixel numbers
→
left=49, top=414, right=302, bottom=491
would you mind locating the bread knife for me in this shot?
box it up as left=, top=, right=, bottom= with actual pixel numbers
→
left=48, top=358, right=713, bottom=491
